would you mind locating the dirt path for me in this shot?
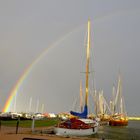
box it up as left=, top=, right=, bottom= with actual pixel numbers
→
left=0, top=126, right=100, bottom=140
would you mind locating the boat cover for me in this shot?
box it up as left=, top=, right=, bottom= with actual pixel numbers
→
left=70, top=105, right=88, bottom=118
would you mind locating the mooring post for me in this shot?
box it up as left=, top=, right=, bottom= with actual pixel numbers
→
left=16, top=116, right=20, bottom=134
left=32, top=116, right=35, bottom=133
left=0, top=117, right=1, bottom=131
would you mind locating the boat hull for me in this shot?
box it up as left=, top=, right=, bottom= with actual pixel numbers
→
left=54, top=126, right=98, bottom=136
left=109, top=119, right=128, bottom=126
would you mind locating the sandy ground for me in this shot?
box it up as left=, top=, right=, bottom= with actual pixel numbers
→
left=0, top=126, right=101, bottom=140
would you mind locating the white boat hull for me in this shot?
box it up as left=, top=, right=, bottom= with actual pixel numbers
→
left=54, top=125, right=98, bottom=136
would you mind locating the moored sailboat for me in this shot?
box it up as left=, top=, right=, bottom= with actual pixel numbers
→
left=98, top=90, right=111, bottom=122
left=54, top=20, right=99, bottom=136
left=109, top=74, right=128, bottom=126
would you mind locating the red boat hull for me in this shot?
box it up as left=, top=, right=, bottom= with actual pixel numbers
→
left=109, top=119, right=128, bottom=126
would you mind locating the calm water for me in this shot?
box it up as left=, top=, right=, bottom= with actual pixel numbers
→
left=91, top=120, right=140, bottom=140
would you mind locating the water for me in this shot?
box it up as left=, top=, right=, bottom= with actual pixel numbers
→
left=91, top=120, right=140, bottom=140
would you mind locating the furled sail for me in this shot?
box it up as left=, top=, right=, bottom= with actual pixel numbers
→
left=70, top=105, right=88, bottom=118
left=70, top=20, right=91, bottom=119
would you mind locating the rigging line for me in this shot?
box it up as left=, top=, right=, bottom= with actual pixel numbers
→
left=80, top=28, right=87, bottom=76
left=71, top=94, right=79, bottom=112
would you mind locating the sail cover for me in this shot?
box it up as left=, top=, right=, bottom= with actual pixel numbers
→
left=70, top=105, right=88, bottom=118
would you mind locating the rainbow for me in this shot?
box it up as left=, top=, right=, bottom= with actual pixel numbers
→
left=3, top=9, right=138, bottom=112
left=2, top=66, right=31, bottom=112
left=2, top=25, right=84, bottom=112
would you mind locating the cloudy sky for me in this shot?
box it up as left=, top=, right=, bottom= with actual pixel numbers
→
left=0, top=0, right=140, bottom=116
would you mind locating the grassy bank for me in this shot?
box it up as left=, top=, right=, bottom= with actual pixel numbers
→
left=0, top=118, right=59, bottom=128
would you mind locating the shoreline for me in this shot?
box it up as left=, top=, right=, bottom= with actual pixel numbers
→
left=0, top=126, right=101, bottom=140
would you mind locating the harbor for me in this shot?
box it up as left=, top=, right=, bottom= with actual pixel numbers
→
left=0, top=119, right=140, bottom=140
left=0, top=1, right=140, bottom=140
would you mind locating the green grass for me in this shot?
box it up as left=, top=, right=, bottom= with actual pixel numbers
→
left=0, top=118, right=59, bottom=128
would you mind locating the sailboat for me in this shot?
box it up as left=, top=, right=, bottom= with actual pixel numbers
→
left=109, top=74, right=128, bottom=126
left=54, top=20, right=99, bottom=136
left=98, top=90, right=111, bottom=121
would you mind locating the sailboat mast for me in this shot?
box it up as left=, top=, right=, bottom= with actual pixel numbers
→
left=85, top=20, right=91, bottom=106
left=80, top=80, right=83, bottom=112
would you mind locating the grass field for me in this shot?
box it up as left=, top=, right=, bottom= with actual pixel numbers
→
left=0, top=118, right=59, bottom=128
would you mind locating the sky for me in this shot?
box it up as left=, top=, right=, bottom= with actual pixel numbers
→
left=0, top=0, right=140, bottom=116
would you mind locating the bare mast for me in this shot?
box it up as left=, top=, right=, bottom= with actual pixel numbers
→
left=85, top=20, right=91, bottom=106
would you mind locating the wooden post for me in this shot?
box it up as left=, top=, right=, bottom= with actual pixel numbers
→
left=0, top=117, right=1, bottom=131
left=32, top=116, right=35, bottom=133
left=16, top=116, right=20, bottom=134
